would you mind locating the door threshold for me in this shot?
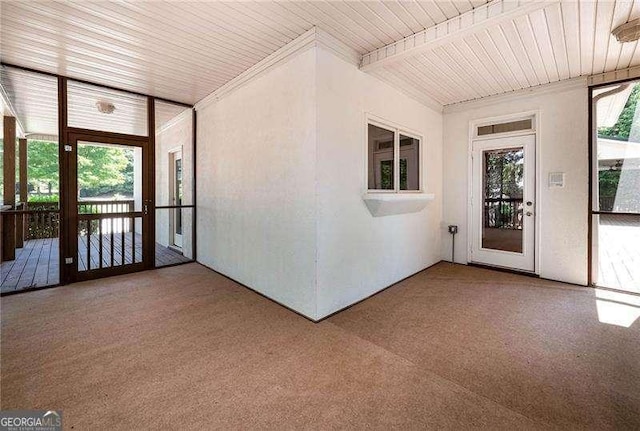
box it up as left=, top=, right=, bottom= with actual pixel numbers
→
left=468, top=262, right=539, bottom=278
left=168, top=245, right=183, bottom=254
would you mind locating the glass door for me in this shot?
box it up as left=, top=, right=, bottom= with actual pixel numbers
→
left=471, top=134, right=536, bottom=271
left=68, top=133, right=150, bottom=281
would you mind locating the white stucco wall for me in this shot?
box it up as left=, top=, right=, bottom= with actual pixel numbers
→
left=315, top=47, right=444, bottom=318
left=155, top=110, right=194, bottom=259
left=442, top=83, right=589, bottom=285
left=196, top=47, right=318, bottom=318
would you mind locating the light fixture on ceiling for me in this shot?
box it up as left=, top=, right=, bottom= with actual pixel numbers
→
left=612, top=18, right=640, bottom=43
left=95, top=100, right=116, bottom=114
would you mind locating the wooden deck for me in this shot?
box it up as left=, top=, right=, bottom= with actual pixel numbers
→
left=1, top=235, right=191, bottom=293
left=597, top=214, right=640, bottom=294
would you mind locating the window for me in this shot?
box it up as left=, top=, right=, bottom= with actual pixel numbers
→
left=367, top=121, right=421, bottom=192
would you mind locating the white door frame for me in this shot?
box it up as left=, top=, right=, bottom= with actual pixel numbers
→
left=169, top=146, right=183, bottom=249
left=467, top=111, right=541, bottom=274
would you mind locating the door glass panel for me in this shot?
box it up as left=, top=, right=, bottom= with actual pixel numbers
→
left=482, top=148, right=524, bottom=253
left=77, top=141, right=143, bottom=272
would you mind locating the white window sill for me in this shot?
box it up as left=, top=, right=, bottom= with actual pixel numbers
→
left=362, top=193, right=435, bottom=217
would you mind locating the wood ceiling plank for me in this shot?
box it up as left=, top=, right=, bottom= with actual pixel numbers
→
left=416, top=1, right=448, bottom=23
left=0, top=22, right=239, bottom=89
left=372, top=66, right=448, bottom=105
left=475, top=29, right=522, bottom=91
left=429, top=48, right=486, bottom=98
left=437, top=1, right=462, bottom=19
left=486, top=25, right=532, bottom=88
left=592, top=0, right=616, bottom=74
left=462, top=33, right=514, bottom=93
left=349, top=1, right=408, bottom=42
left=409, top=54, right=470, bottom=101
left=322, top=1, right=394, bottom=47
left=449, top=39, right=503, bottom=94
left=310, top=1, right=391, bottom=49
left=544, top=3, right=571, bottom=81
left=381, top=1, right=426, bottom=34
left=561, top=0, right=582, bottom=78
left=384, top=59, right=456, bottom=103
left=604, top=0, right=633, bottom=72
left=528, top=9, right=560, bottom=83
left=499, top=21, right=540, bottom=87
left=276, top=1, right=373, bottom=52
left=398, top=1, right=435, bottom=30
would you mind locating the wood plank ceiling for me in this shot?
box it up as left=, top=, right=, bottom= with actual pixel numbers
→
left=0, top=0, right=487, bottom=108
left=1, top=0, right=640, bottom=118
left=368, top=0, right=640, bottom=106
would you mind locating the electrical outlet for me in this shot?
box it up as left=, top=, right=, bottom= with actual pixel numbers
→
left=448, top=225, right=458, bottom=234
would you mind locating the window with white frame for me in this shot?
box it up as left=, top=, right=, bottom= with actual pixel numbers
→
left=367, top=121, right=421, bottom=192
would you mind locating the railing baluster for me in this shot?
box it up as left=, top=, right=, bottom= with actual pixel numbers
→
left=131, top=216, right=136, bottom=263
left=121, top=218, right=126, bottom=265
left=87, top=219, right=91, bottom=270
left=110, top=217, right=114, bottom=267
left=99, top=217, right=103, bottom=269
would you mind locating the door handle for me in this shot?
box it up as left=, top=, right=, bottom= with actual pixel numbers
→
left=144, top=204, right=148, bottom=215
left=526, top=211, right=533, bottom=217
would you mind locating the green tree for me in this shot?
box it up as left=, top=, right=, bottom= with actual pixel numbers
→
left=77, top=145, right=129, bottom=195
left=25, top=140, right=132, bottom=198
left=27, top=140, right=59, bottom=194
left=598, top=84, right=640, bottom=140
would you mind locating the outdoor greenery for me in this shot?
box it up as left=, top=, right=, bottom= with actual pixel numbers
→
left=26, top=140, right=134, bottom=199
left=598, top=84, right=640, bottom=140
left=28, top=194, right=59, bottom=203
left=596, top=83, right=640, bottom=208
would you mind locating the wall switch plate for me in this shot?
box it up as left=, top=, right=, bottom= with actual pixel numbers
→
left=448, top=225, right=458, bottom=234
left=549, top=172, right=565, bottom=188
left=65, top=257, right=73, bottom=264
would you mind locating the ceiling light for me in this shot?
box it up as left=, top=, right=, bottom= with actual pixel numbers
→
left=612, top=18, right=640, bottom=43
left=95, top=100, right=116, bottom=114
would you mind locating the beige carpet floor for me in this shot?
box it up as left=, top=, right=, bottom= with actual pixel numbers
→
left=1, top=263, right=639, bottom=430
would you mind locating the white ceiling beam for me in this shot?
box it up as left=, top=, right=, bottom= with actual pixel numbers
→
left=360, top=0, right=559, bottom=72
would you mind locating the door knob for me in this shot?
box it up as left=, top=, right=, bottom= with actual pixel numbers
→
left=526, top=201, right=533, bottom=206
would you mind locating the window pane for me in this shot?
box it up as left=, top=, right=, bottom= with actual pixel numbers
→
left=595, top=81, right=640, bottom=213
left=482, top=148, right=524, bottom=253
left=399, top=134, right=420, bottom=190
left=368, top=124, right=395, bottom=190
left=68, top=81, right=148, bottom=136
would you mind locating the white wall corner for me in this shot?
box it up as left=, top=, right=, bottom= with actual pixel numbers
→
left=194, top=27, right=318, bottom=111
left=155, top=107, right=193, bottom=135
left=314, top=28, right=360, bottom=67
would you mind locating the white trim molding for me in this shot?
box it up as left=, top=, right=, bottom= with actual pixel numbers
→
left=444, top=77, right=587, bottom=114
